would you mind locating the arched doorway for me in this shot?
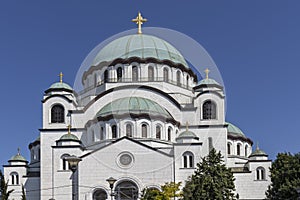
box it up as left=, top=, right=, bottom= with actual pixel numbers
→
left=115, top=180, right=139, bottom=200
left=93, top=188, right=108, bottom=200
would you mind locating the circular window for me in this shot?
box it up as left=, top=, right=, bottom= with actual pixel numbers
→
left=117, top=152, right=134, bottom=168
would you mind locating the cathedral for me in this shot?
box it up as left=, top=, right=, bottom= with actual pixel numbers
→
left=3, top=13, right=271, bottom=200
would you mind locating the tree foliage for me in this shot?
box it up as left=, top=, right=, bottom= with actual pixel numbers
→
left=265, top=152, right=300, bottom=200
left=0, top=170, right=14, bottom=200
left=21, top=184, right=26, bottom=200
left=141, top=182, right=182, bottom=200
left=182, top=148, right=236, bottom=200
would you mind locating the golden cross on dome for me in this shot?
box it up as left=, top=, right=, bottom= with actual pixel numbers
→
left=132, top=12, right=147, bottom=34
left=67, top=124, right=72, bottom=134
left=186, top=121, right=189, bottom=131
left=59, top=72, right=64, bottom=83
left=204, top=68, right=210, bottom=80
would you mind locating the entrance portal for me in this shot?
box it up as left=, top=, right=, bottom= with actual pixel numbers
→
left=115, top=180, right=138, bottom=200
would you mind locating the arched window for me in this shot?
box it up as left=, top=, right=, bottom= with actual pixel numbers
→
left=186, top=75, right=189, bottom=88
left=61, top=154, right=70, bottom=170
left=163, top=68, right=169, bottom=82
left=156, top=126, right=161, bottom=139
left=31, top=149, right=35, bottom=161
left=100, top=127, right=104, bottom=140
left=177, top=71, right=181, bottom=86
left=117, top=67, right=122, bottom=82
left=115, top=180, right=138, bottom=200
left=167, top=127, right=171, bottom=141
left=51, top=104, right=65, bottom=123
left=104, top=69, right=109, bottom=83
left=141, top=124, right=147, bottom=138
left=126, top=124, right=133, bottom=137
left=256, top=167, right=266, bottom=180
left=245, top=145, right=248, bottom=157
left=132, top=66, right=138, bottom=82
left=93, top=189, right=108, bottom=200
left=148, top=66, right=154, bottom=81
left=10, top=172, right=19, bottom=185
left=237, top=144, right=241, bottom=156
left=227, top=143, right=232, bottom=155
left=112, top=125, right=117, bottom=139
left=202, top=100, right=217, bottom=120
left=183, top=152, right=194, bottom=168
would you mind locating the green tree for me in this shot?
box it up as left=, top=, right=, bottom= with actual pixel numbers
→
left=182, top=148, right=236, bottom=200
left=0, top=170, right=14, bottom=200
left=265, top=152, right=300, bottom=200
left=21, top=184, right=26, bottom=200
left=141, top=182, right=182, bottom=200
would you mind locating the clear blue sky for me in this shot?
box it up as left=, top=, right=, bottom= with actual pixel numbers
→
left=0, top=1, right=299, bottom=167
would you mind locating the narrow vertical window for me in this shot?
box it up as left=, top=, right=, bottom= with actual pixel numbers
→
left=245, top=145, right=248, bottom=157
left=163, top=68, right=169, bottom=82
left=227, top=143, right=231, bottom=155
left=183, top=152, right=194, bottom=168
left=208, top=137, right=213, bottom=152
left=104, top=69, right=109, bottom=83
left=51, top=104, right=65, bottom=123
left=203, top=100, right=217, bottom=120
left=177, top=71, right=181, bottom=86
left=132, top=66, right=138, bottom=82
left=167, top=127, right=171, bottom=141
left=100, top=127, right=104, bottom=140
left=186, top=75, right=189, bottom=89
left=237, top=144, right=241, bottom=156
left=256, top=167, right=265, bottom=180
left=61, top=154, right=70, bottom=170
left=117, top=67, right=122, bottom=82
left=142, top=124, right=147, bottom=138
left=148, top=66, right=154, bottom=81
left=156, top=126, right=161, bottom=139
left=126, top=124, right=133, bottom=137
left=183, top=156, right=188, bottom=168
left=112, top=125, right=117, bottom=139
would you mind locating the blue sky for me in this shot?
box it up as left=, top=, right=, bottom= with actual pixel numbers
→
left=0, top=1, right=299, bottom=166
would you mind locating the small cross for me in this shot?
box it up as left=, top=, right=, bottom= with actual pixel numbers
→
left=132, top=12, right=147, bottom=34
left=204, top=68, right=210, bottom=80
left=186, top=121, right=189, bottom=131
left=59, top=72, right=64, bottom=83
left=17, top=147, right=20, bottom=155
left=67, top=124, right=72, bottom=134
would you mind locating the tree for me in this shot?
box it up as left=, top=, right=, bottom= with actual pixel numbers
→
left=182, top=148, right=236, bottom=200
left=265, top=152, right=300, bottom=200
left=21, top=184, right=26, bottom=200
left=0, top=170, right=14, bottom=200
left=141, top=182, right=182, bottom=200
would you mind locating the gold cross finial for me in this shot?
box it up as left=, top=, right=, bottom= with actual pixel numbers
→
left=67, top=124, right=72, bottom=134
left=59, top=72, right=63, bottom=83
left=132, top=12, right=147, bottom=34
left=186, top=121, right=189, bottom=131
left=205, top=68, right=210, bottom=80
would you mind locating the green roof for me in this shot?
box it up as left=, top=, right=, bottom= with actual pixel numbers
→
left=10, top=154, right=27, bottom=162
left=177, top=130, right=197, bottom=138
left=197, top=78, right=221, bottom=86
left=96, top=97, right=172, bottom=119
left=92, top=34, right=189, bottom=68
left=49, top=82, right=73, bottom=90
left=226, top=122, right=246, bottom=138
left=250, top=148, right=267, bottom=157
left=59, top=133, right=80, bottom=141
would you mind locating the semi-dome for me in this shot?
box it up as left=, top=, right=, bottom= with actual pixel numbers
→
left=197, top=78, right=221, bottom=86
left=59, top=133, right=80, bottom=141
left=96, top=97, right=172, bottom=119
left=177, top=130, right=197, bottom=138
left=49, top=82, right=73, bottom=91
left=226, top=122, right=246, bottom=138
left=92, top=34, right=189, bottom=68
left=9, top=153, right=27, bottom=162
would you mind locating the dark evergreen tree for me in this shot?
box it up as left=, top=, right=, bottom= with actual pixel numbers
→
left=265, top=152, right=300, bottom=200
left=182, top=148, right=236, bottom=200
left=21, top=184, right=26, bottom=200
left=0, top=170, right=14, bottom=200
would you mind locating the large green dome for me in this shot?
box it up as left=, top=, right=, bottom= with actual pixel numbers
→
left=92, top=34, right=188, bottom=68
left=226, top=122, right=246, bottom=138
left=96, top=97, right=172, bottom=119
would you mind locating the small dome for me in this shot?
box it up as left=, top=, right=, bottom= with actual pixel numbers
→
left=59, top=133, right=80, bottom=141
left=250, top=147, right=267, bottom=157
left=177, top=130, right=197, bottom=138
left=49, top=82, right=73, bottom=91
left=96, top=97, right=172, bottom=119
left=9, top=153, right=27, bottom=162
left=196, top=78, right=221, bottom=86
left=92, top=34, right=188, bottom=68
left=226, top=122, right=246, bottom=138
